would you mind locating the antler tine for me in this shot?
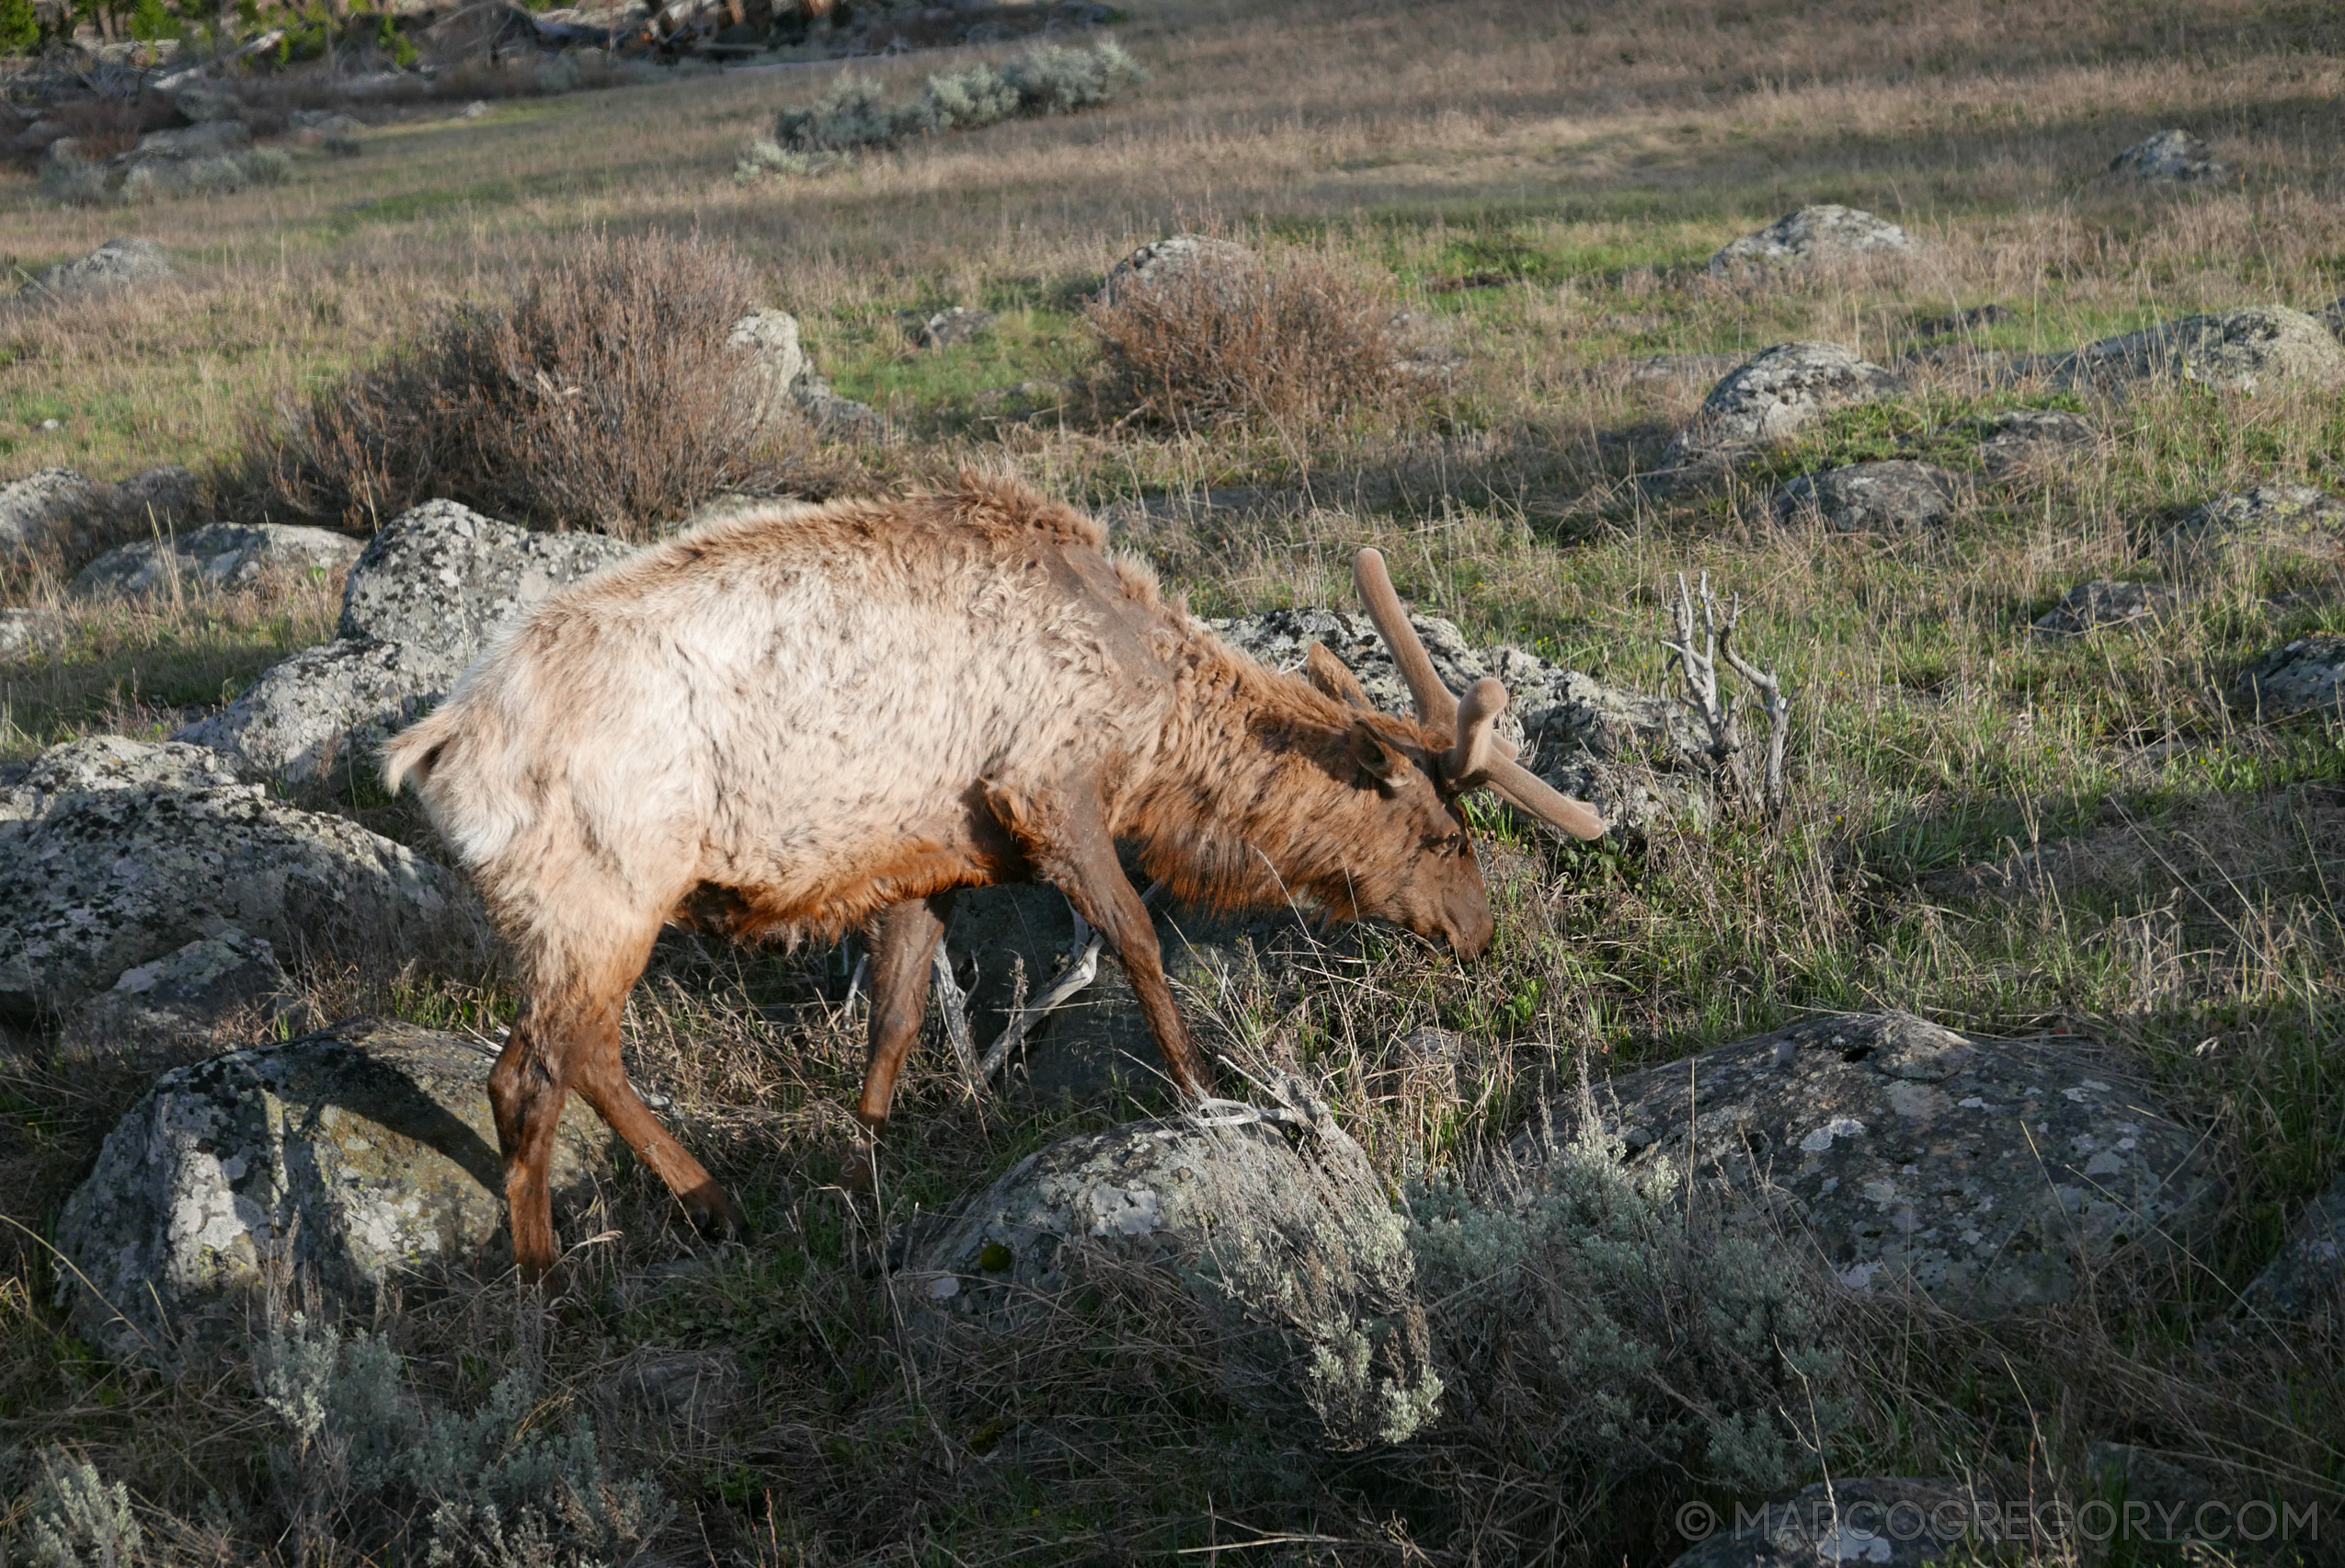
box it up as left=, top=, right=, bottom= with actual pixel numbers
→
left=1352, top=548, right=1459, bottom=729
left=1484, top=757, right=1607, bottom=841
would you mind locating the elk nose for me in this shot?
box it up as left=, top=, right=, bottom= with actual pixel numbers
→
left=1448, top=908, right=1495, bottom=960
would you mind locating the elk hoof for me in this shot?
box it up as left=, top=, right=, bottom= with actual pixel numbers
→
left=681, top=1178, right=746, bottom=1242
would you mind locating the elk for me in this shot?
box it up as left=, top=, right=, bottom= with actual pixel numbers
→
left=383, top=475, right=1602, bottom=1278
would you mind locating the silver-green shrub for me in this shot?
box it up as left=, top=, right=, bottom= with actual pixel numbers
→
left=773, top=40, right=1144, bottom=151
left=1407, top=1122, right=1852, bottom=1495
left=257, top=1312, right=668, bottom=1568
left=24, top=1449, right=143, bottom=1568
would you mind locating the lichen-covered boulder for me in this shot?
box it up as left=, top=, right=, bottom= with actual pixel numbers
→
left=2066, top=307, right=2345, bottom=394
left=0, top=737, right=474, bottom=1017
left=1976, top=407, right=2099, bottom=475
left=71, top=521, right=362, bottom=599
left=1705, top=205, right=1917, bottom=275
left=1524, top=1012, right=2222, bottom=1316
left=728, top=308, right=809, bottom=429
left=2226, top=1172, right=2345, bottom=1334
left=2030, top=579, right=2185, bottom=637
left=1665, top=1477, right=1978, bottom=1568
left=177, top=500, right=635, bottom=782
left=69, top=927, right=300, bottom=1047
left=1211, top=606, right=1705, bottom=827
left=0, top=468, right=109, bottom=563
left=2228, top=636, right=2345, bottom=720
left=17, top=238, right=174, bottom=304
left=1660, top=343, right=1900, bottom=475
left=2105, top=128, right=2228, bottom=184
left=1098, top=234, right=1262, bottom=305
left=917, top=305, right=996, bottom=349
left=2161, top=483, right=2345, bottom=564
left=53, top=1018, right=612, bottom=1364
left=906, top=1081, right=1442, bottom=1449
left=1774, top=460, right=1962, bottom=532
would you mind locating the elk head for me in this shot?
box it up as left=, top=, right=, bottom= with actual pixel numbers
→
left=1299, top=548, right=1606, bottom=957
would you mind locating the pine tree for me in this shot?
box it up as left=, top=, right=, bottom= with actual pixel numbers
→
left=0, top=0, right=40, bottom=55
left=129, top=0, right=174, bottom=42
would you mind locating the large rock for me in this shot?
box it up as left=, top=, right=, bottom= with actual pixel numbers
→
left=2066, top=307, right=2345, bottom=395
left=1773, top=460, right=1961, bottom=532
left=53, top=1018, right=612, bottom=1365
left=71, top=521, right=362, bottom=599
left=170, top=84, right=246, bottom=124
left=0, top=464, right=196, bottom=566
left=2106, top=128, right=2228, bottom=184
left=1660, top=343, right=1899, bottom=475
left=727, top=307, right=808, bottom=429
left=1525, top=1012, right=2222, bottom=1316
left=1098, top=233, right=1262, bottom=305
left=2030, top=578, right=2185, bottom=637
left=2228, top=1171, right=2345, bottom=1332
left=44, top=125, right=290, bottom=205
left=180, top=500, right=635, bottom=781
left=2228, top=636, right=2345, bottom=720
left=17, top=238, right=175, bottom=304
left=1211, top=606, right=1707, bottom=826
left=69, top=927, right=301, bottom=1047
left=0, top=737, right=473, bottom=1018
left=1665, top=1477, right=1976, bottom=1568
left=905, top=1081, right=1443, bottom=1448
left=2160, top=482, right=2344, bottom=564
left=1705, top=205, right=1917, bottom=275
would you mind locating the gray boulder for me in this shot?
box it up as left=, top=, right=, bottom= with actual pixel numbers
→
left=1099, top=234, right=1261, bottom=305
left=2228, top=1171, right=2345, bottom=1331
left=2106, top=128, right=2228, bottom=184
left=70, top=927, right=301, bottom=1047
left=1705, top=205, right=1917, bottom=275
left=2160, top=482, right=2345, bottom=564
left=45, top=125, right=290, bottom=205
left=71, top=521, right=362, bottom=599
left=918, top=305, right=996, bottom=348
left=2030, top=578, right=2185, bottom=637
left=728, top=308, right=809, bottom=429
left=2228, top=636, right=2345, bottom=720
left=0, top=736, right=473, bottom=1018
left=17, top=238, right=175, bottom=304
left=53, top=1018, right=612, bottom=1364
left=0, top=607, right=53, bottom=661
left=905, top=1080, right=1442, bottom=1448
left=2066, top=306, right=2345, bottom=395
left=1665, top=1477, right=1977, bottom=1568
left=178, top=500, right=637, bottom=782
left=1211, top=606, right=1706, bottom=826
left=1976, top=407, right=2098, bottom=475
left=170, top=84, right=246, bottom=124
left=0, top=464, right=198, bottom=567
left=1660, top=342, right=1900, bottom=475
left=1525, top=1012, right=2222, bottom=1316
left=289, top=109, right=365, bottom=154
left=1775, top=460, right=1962, bottom=532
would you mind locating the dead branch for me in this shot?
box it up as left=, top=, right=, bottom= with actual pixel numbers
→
left=971, top=879, right=1167, bottom=1084
left=930, top=944, right=982, bottom=1096
left=1661, top=571, right=1794, bottom=818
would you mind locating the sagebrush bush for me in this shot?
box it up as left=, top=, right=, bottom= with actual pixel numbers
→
left=1082, top=246, right=1407, bottom=431
left=772, top=40, right=1145, bottom=152
left=23, top=1449, right=143, bottom=1568
left=1408, top=1120, right=1852, bottom=1502
left=233, top=231, right=816, bottom=537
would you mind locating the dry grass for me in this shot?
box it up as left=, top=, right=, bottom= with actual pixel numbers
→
left=4, top=0, right=2345, bottom=1560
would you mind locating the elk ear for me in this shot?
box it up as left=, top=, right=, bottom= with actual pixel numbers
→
left=1304, top=642, right=1373, bottom=709
left=1347, top=719, right=1404, bottom=788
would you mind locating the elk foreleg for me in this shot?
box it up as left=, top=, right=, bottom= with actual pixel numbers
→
left=999, top=780, right=1217, bottom=1102
left=854, top=891, right=956, bottom=1133
left=571, top=1017, right=744, bottom=1243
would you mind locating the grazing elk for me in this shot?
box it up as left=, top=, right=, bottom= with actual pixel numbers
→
left=384, top=475, right=1602, bottom=1278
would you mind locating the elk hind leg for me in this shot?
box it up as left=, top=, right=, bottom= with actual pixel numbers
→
left=489, top=996, right=599, bottom=1283
left=571, top=1013, right=745, bottom=1242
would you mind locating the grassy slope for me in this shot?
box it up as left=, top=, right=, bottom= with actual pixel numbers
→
left=3, top=0, right=2343, bottom=1561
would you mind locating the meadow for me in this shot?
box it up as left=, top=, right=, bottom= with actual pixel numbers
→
left=2, top=0, right=2343, bottom=1560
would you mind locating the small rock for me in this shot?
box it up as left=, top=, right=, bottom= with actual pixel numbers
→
left=71, top=521, right=363, bottom=599
left=170, top=83, right=246, bottom=125
left=2227, top=1170, right=2345, bottom=1330
left=791, top=372, right=887, bottom=440
left=70, top=927, right=300, bottom=1046
left=36, top=418, right=62, bottom=432
left=1706, top=205, right=1918, bottom=275
left=1098, top=234, right=1262, bottom=305
left=917, top=305, right=996, bottom=349
left=728, top=308, right=809, bottom=430
left=2160, top=482, right=2345, bottom=563
left=1387, top=308, right=1466, bottom=381
left=462, top=100, right=492, bottom=119
left=289, top=109, right=365, bottom=143
left=16, top=238, right=174, bottom=304
left=2106, top=128, right=2229, bottom=184
left=1913, top=303, right=2010, bottom=338
left=1659, top=342, right=1901, bottom=476
left=1976, top=406, right=2098, bottom=475
left=0, top=736, right=475, bottom=1017
left=0, top=607, right=52, bottom=661
left=1775, top=460, right=1962, bottom=532
left=1666, top=1477, right=1977, bottom=1568
left=52, top=1018, right=612, bottom=1364
left=2228, top=636, right=2345, bottom=720
left=2030, top=578, right=2185, bottom=637
left=1523, top=1012, right=2222, bottom=1316
left=1619, top=352, right=1744, bottom=385
left=2066, top=306, right=2345, bottom=395
left=0, top=468, right=110, bottom=563
left=909, top=1080, right=1442, bottom=1449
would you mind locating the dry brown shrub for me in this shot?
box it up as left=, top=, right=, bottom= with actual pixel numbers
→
left=230, top=231, right=819, bottom=540
left=1081, top=246, right=1409, bottom=433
